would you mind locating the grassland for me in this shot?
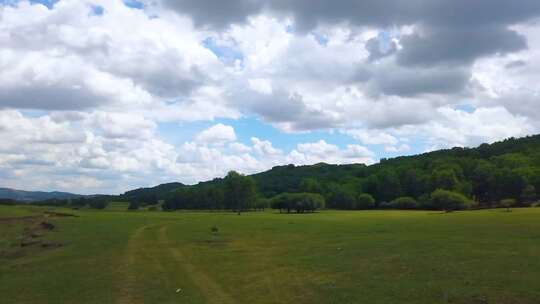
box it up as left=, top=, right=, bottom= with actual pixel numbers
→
left=1, top=206, right=540, bottom=304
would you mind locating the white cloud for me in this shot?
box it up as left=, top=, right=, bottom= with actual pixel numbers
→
left=0, top=109, right=179, bottom=193
left=248, top=78, right=273, bottom=94
left=251, top=137, right=282, bottom=156
left=384, top=144, right=411, bottom=153
left=393, top=106, right=536, bottom=150
left=345, top=129, right=399, bottom=145
left=288, top=140, right=375, bottom=165
left=228, top=142, right=252, bottom=153
left=195, top=124, right=237, bottom=145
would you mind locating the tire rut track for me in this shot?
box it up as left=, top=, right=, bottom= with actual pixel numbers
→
left=158, top=225, right=236, bottom=304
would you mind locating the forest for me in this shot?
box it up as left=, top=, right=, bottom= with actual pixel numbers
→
left=123, top=134, right=540, bottom=212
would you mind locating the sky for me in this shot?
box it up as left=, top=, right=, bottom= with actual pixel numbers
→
left=0, top=0, right=539, bottom=194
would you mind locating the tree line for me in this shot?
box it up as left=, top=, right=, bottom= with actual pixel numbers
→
left=153, top=135, right=540, bottom=212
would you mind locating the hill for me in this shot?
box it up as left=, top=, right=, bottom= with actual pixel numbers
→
left=0, top=188, right=83, bottom=202
left=14, top=134, right=540, bottom=210
left=119, top=182, right=186, bottom=204
left=155, top=134, right=540, bottom=210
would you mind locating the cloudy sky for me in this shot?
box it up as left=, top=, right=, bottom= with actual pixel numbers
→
left=0, top=0, right=539, bottom=194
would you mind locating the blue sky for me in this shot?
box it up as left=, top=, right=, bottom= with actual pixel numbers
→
left=158, top=117, right=422, bottom=160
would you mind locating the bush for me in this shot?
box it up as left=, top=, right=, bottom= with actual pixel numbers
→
left=378, top=201, right=391, bottom=209
left=88, top=199, right=108, bottom=210
left=128, top=201, right=140, bottom=210
left=0, top=199, right=19, bottom=206
left=356, top=193, right=375, bottom=209
left=390, top=197, right=418, bottom=209
left=417, top=194, right=432, bottom=209
left=499, top=198, right=517, bottom=211
left=254, top=198, right=271, bottom=211
left=430, top=189, right=472, bottom=212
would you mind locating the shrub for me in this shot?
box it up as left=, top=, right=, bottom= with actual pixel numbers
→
left=499, top=198, right=517, bottom=212
left=128, top=201, right=140, bottom=210
left=356, top=193, right=375, bottom=209
left=88, top=199, right=108, bottom=210
left=417, top=194, right=432, bottom=209
left=430, top=189, right=472, bottom=212
left=378, top=201, right=391, bottom=209
left=520, top=185, right=537, bottom=204
left=254, top=198, right=271, bottom=211
left=390, top=197, right=418, bottom=209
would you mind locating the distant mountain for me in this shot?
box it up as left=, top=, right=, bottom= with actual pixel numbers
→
left=0, top=188, right=84, bottom=202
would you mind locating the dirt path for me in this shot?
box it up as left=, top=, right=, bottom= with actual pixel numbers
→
left=116, top=224, right=235, bottom=304
left=116, top=225, right=150, bottom=304
left=159, top=226, right=236, bottom=304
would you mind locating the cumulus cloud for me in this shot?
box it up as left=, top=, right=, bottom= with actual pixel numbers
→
left=288, top=140, right=375, bottom=165
left=397, top=25, right=528, bottom=67
left=195, top=124, right=237, bottom=145
left=344, top=129, right=399, bottom=146
left=0, top=0, right=220, bottom=111
left=394, top=107, right=536, bottom=150
left=0, top=0, right=539, bottom=193
left=160, top=0, right=263, bottom=28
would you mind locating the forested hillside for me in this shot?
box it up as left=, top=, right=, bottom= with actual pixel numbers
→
left=159, top=134, right=540, bottom=211
left=0, top=188, right=83, bottom=202
left=120, top=182, right=185, bottom=205
left=10, top=134, right=540, bottom=212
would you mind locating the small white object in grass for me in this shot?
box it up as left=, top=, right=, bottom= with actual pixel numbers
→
left=176, top=288, right=182, bottom=293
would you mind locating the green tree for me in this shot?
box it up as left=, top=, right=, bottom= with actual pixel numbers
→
left=254, top=197, right=271, bottom=211
left=128, top=201, right=140, bottom=210
left=402, top=169, right=427, bottom=198
left=471, top=162, right=497, bottom=205
left=88, top=198, right=108, bottom=210
left=326, top=183, right=358, bottom=209
left=300, top=178, right=322, bottom=193
left=224, top=171, right=257, bottom=215
left=270, top=193, right=325, bottom=213
left=520, top=185, right=536, bottom=204
left=430, top=189, right=471, bottom=212
left=377, top=169, right=402, bottom=203
left=431, top=169, right=459, bottom=191
left=390, top=196, right=418, bottom=209
left=356, top=193, right=375, bottom=209
left=496, top=169, right=526, bottom=200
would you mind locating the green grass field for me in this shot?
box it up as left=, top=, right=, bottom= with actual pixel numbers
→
left=1, top=206, right=540, bottom=304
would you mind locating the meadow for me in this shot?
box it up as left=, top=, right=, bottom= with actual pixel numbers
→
left=1, top=205, right=540, bottom=304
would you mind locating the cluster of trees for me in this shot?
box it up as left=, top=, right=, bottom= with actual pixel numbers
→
left=28, top=196, right=111, bottom=209
left=0, top=199, right=19, bottom=205
left=270, top=193, right=325, bottom=213
left=119, top=182, right=183, bottom=206
left=163, top=171, right=258, bottom=214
